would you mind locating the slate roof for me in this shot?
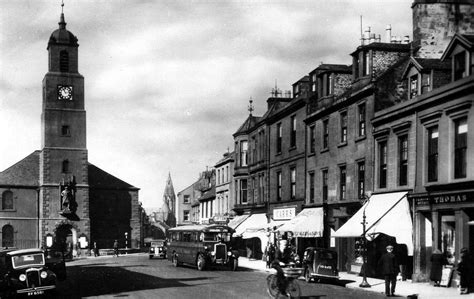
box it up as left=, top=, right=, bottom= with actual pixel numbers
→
left=441, top=33, right=474, bottom=61
left=311, top=64, right=352, bottom=74
left=0, top=151, right=40, bottom=186
left=0, top=151, right=138, bottom=191
left=88, top=163, right=138, bottom=190
left=402, top=57, right=451, bottom=79
left=233, top=115, right=262, bottom=136
left=198, top=185, right=216, bottom=202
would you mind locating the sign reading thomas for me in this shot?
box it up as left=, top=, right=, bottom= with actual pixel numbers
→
left=167, top=224, right=239, bottom=271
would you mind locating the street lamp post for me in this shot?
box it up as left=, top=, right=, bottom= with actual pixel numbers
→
left=359, top=192, right=371, bottom=288
left=125, top=232, right=128, bottom=255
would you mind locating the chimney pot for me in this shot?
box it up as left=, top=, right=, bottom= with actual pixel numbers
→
left=386, top=24, right=392, bottom=43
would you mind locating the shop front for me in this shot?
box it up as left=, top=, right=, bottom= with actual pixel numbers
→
left=277, top=207, right=324, bottom=259
left=333, top=192, right=413, bottom=278
left=411, top=189, right=474, bottom=284
left=233, top=213, right=268, bottom=259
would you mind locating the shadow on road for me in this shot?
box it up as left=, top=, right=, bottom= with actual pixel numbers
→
left=56, top=264, right=215, bottom=298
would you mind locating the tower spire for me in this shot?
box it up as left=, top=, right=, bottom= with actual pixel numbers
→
left=59, top=0, right=66, bottom=29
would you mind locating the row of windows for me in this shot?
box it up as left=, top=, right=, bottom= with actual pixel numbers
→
left=376, top=117, right=468, bottom=189
left=309, top=103, right=366, bottom=154
left=216, top=166, right=230, bottom=185
left=307, top=161, right=366, bottom=203
left=276, top=167, right=296, bottom=201
left=275, top=116, right=298, bottom=154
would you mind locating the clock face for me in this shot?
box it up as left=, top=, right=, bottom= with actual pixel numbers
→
left=58, top=85, right=73, bottom=101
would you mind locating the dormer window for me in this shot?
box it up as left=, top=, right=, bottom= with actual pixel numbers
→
left=410, top=74, right=419, bottom=99
left=327, top=74, right=333, bottom=95
left=454, top=51, right=467, bottom=80
left=363, top=51, right=370, bottom=76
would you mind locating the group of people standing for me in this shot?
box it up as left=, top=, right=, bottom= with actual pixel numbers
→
left=430, top=247, right=472, bottom=295
left=264, top=239, right=299, bottom=268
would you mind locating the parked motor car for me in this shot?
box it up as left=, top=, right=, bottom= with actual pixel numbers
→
left=0, top=248, right=61, bottom=297
left=302, top=247, right=339, bottom=283
left=149, top=239, right=167, bottom=259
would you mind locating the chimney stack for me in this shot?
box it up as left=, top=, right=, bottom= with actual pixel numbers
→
left=386, top=24, right=392, bottom=43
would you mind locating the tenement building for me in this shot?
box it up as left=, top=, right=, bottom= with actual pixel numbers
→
left=0, top=10, right=141, bottom=254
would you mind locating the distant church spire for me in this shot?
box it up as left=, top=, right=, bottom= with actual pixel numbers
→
left=159, top=172, right=176, bottom=227
left=59, top=0, right=66, bottom=29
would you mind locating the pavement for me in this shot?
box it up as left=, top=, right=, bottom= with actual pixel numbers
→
left=238, top=257, right=473, bottom=299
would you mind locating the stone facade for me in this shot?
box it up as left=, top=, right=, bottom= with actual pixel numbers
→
left=412, top=0, right=474, bottom=58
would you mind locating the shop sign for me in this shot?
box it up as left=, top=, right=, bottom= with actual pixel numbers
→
left=273, top=207, right=295, bottom=220
left=414, top=192, right=474, bottom=206
left=211, top=215, right=229, bottom=224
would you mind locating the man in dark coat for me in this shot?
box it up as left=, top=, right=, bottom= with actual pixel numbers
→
left=378, top=245, right=399, bottom=297
left=457, top=247, right=471, bottom=294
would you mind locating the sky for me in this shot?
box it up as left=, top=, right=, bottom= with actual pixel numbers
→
left=0, top=0, right=413, bottom=211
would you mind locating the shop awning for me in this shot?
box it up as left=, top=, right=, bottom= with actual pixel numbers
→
left=333, top=191, right=413, bottom=254
left=277, top=207, right=324, bottom=238
left=228, top=214, right=250, bottom=230
left=234, top=213, right=268, bottom=237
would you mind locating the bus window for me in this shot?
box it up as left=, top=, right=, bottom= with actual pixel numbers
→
left=183, top=233, right=192, bottom=242
left=203, top=232, right=231, bottom=242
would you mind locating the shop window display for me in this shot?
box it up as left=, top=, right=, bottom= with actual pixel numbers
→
left=441, top=215, right=456, bottom=265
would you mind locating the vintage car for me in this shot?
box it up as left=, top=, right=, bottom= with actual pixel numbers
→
left=302, top=247, right=339, bottom=282
left=149, top=239, right=167, bottom=259
left=0, top=248, right=62, bottom=297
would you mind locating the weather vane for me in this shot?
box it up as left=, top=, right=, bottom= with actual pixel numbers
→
left=61, top=0, right=64, bottom=13
left=248, top=97, right=254, bottom=116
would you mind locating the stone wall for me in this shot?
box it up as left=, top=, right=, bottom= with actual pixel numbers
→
left=413, top=1, right=474, bottom=58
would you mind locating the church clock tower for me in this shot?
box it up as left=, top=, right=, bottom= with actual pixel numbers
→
left=39, top=8, right=90, bottom=247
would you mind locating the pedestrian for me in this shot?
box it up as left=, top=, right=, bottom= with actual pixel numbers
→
left=265, top=243, right=275, bottom=268
left=378, top=244, right=399, bottom=297
left=113, top=239, right=119, bottom=257
left=457, top=247, right=471, bottom=294
left=93, top=242, right=99, bottom=257
left=430, top=249, right=447, bottom=286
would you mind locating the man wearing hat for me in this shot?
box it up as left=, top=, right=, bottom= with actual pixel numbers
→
left=378, top=245, right=399, bottom=297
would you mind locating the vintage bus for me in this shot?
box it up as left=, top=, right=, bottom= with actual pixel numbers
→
left=167, top=224, right=239, bottom=271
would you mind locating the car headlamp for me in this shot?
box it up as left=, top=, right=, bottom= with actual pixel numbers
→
left=40, top=271, right=48, bottom=279
left=19, top=274, right=26, bottom=281
left=227, top=251, right=232, bottom=256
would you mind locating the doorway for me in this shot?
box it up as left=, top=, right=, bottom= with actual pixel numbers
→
left=55, top=224, right=76, bottom=259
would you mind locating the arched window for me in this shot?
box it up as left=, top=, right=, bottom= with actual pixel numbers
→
left=60, top=50, right=69, bottom=72
left=62, top=160, right=69, bottom=173
left=2, top=191, right=13, bottom=210
left=2, top=225, right=14, bottom=247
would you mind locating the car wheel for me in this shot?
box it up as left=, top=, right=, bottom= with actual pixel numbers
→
left=149, top=255, right=153, bottom=259
left=230, top=258, right=238, bottom=271
left=305, top=269, right=311, bottom=283
left=172, top=254, right=179, bottom=267
left=197, top=254, right=206, bottom=271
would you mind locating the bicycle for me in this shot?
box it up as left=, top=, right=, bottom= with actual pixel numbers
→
left=266, top=263, right=302, bottom=298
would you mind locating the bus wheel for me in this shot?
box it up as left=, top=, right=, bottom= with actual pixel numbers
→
left=172, top=254, right=179, bottom=267
left=197, top=254, right=206, bottom=271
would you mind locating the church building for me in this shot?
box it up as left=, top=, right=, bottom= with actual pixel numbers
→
left=0, top=9, right=141, bottom=255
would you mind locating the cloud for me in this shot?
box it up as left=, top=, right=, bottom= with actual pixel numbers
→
left=0, top=0, right=413, bottom=208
